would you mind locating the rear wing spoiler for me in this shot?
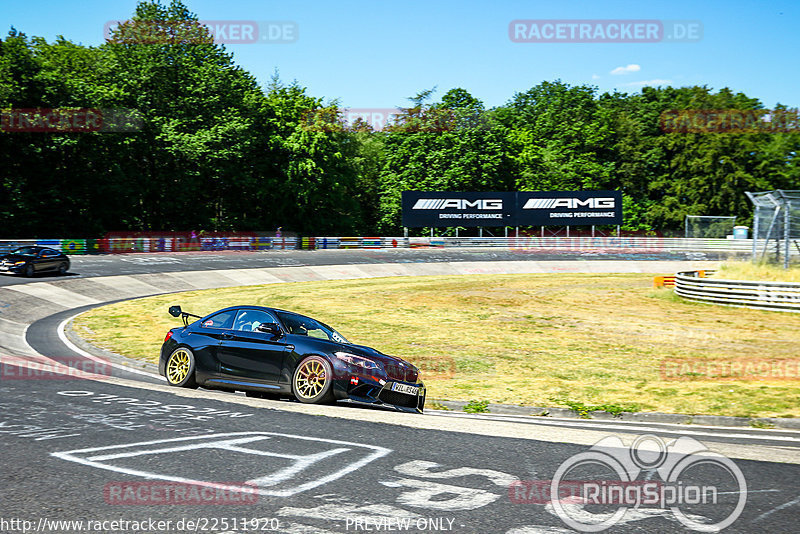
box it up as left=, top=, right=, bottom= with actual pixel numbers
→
left=168, top=305, right=202, bottom=327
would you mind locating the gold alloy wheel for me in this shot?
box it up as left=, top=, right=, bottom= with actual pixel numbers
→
left=295, top=358, right=327, bottom=400
left=166, top=349, right=191, bottom=384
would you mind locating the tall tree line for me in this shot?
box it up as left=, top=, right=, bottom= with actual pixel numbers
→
left=1, top=0, right=798, bottom=238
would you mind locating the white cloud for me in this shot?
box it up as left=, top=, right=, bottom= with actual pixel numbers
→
left=621, top=79, right=672, bottom=87
left=610, top=64, right=641, bottom=75
left=591, top=74, right=600, bottom=80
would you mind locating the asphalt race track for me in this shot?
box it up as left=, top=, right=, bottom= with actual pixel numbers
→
left=0, top=247, right=734, bottom=287
left=1, top=249, right=798, bottom=534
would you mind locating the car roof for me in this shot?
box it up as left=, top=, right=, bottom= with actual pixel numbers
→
left=208, top=305, right=302, bottom=316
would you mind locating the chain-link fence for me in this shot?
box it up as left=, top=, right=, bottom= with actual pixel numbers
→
left=746, top=190, right=800, bottom=268
left=684, top=215, right=737, bottom=238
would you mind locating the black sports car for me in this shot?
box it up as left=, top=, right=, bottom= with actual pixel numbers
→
left=0, top=246, right=70, bottom=277
left=159, top=305, right=425, bottom=413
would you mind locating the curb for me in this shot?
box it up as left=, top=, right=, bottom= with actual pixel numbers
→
left=429, top=400, right=800, bottom=430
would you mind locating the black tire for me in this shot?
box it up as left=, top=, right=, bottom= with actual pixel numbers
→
left=24, top=263, right=34, bottom=277
left=164, top=347, right=198, bottom=388
left=292, top=355, right=335, bottom=404
left=58, top=263, right=68, bottom=275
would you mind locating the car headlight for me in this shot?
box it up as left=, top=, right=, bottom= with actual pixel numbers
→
left=13, top=261, right=25, bottom=265
left=334, top=352, right=381, bottom=370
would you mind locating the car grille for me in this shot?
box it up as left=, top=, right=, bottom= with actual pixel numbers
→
left=378, top=389, right=419, bottom=409
left=385, top=363, right=418, bottom=382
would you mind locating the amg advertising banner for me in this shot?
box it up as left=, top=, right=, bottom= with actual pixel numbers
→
left=402, top=191, right=516, bottom=228
left=516, top=190, right=623, bottom=226
left=402, top=190, right=622, bottom=227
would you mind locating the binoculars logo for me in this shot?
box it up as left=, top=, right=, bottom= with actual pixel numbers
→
left=549, top=434, right=747, bottom=532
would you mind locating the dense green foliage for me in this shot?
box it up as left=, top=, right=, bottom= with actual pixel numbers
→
left=2, top=1, right=798, bottom=237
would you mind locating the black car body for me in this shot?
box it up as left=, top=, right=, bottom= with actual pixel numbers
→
left=159, top=305, right=425, bottom=413
left=0, top=246, right=70, bottom=277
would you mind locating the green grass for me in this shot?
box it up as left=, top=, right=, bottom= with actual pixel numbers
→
left=73, top=273, right=800, bottom=418
left=463, top=400, right=491, bottom=413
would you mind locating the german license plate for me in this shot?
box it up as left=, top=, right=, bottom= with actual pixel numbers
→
left=391, top=382, right=419, bottom=396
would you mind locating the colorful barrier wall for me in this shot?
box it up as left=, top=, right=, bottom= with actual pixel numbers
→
left=0, top=236, right=763, bottom=256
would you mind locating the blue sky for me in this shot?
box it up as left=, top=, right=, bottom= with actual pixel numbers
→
left=4, top=0, right=798, bottom=109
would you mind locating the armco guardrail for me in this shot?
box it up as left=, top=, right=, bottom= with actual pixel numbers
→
left=675, top=271, right=800, bottom=313
left=0, top=236, right=762, bottom=255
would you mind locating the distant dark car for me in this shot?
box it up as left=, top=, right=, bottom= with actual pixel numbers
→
left=160, top=305, right=426, bottom=413
left=0, top=246, right=70, bottom=277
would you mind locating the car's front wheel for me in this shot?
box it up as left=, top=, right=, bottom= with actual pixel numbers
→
left=292, top=355, right=335, bottom=404
left=165, top=347, right=198, bottom=388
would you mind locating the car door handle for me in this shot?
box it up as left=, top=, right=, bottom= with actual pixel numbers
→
left=221, top=333, right=233, bottom=340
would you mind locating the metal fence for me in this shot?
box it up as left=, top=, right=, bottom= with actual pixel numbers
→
left=684, top=215, right=737, bottom=238
left=675, top=270, right=800, bottom=313
left=747, top=190, right=800, bottom=268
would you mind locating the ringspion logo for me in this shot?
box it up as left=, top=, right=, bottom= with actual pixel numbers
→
left=540, top=434, right=747, bottom=532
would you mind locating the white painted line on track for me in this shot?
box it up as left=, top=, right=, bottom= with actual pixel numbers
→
left=57, top=313, right=162, bottom=380
left=52, top=432, right=392, bottom=497
left=430, top=409, right=800, bottom=434
left=427, top=411, right=800, bottom=444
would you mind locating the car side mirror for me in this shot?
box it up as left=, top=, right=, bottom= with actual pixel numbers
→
left=168, top=305, right=182, bottom=317
left=257, top=323, right=281, bottom=336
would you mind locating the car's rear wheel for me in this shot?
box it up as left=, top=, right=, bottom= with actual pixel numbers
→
left=58, top=263, right=68, bottom=275
left=24, top=264, right=34, bottom=277
left=292, top=355, right=335, bottom=404
left=165, top=347, right=197, bottom=388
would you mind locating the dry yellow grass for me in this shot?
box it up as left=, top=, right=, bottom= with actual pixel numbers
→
left=715, top=261, right=800, bottom=283
left=73, top=273, right=800, bottom=418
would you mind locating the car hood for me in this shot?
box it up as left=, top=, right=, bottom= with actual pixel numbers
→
left=1, top=254, right=30, bottom=262
left=340, top=343, right=420, bottom=382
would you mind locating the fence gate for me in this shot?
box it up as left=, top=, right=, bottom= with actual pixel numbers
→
left=746, top=190, right=800, bottom=268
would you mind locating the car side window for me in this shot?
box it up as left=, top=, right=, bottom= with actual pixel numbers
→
left=233, top=309, right=278, bottom=332
left=200, top=311, right=235, bottom=330
left=274, top=311, right=346, bottom=342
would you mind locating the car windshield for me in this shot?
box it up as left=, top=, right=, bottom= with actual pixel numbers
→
left=275, top=310, right=349, bottom=343
left=11, top=247, right=38, bottom=256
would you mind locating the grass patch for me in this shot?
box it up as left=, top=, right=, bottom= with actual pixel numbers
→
left=551, top=398, right=641, bottom=419
left=427, top=401, right=451, bottom=411
left=715, top=261, right=800, bottom=283
left=73, top=273, right=800, bottom=418
left=463, top=400, right=491, bottom=413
